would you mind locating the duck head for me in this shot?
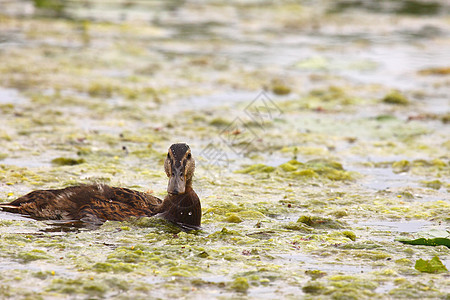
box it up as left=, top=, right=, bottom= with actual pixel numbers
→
left=160, top=143, right=201, bottom=230
left=164, top=143, right=195, bottom=195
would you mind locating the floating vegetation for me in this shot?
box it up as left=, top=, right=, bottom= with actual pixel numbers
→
left=225, top=213, right=243, bottom=223
left=418, top=66, right=450, bottom=76
left=382, top=90, right=410, bottom=105
left=414, top=256, right=448, bottom=273
left=51, top=157, right=86, bottom=166
left=0, top=0, right=449, bottom=298
left=237, top=159, right=354, bottom=181
left=392, top=160, right=410, bottom=173
left=342, top=230, right=357, bottom=241
left=399, top=237, right=450, bottom=248
left=271, top=84, right=291, bottom=95
left=297, top=215, right=347, bottom=229
left=397, top=229, right=450, bottom=249
left=421, top=179, right=442, bottom=190
left=236, top=164, right=275, bottom=175
left=18, top=249, right=52, bottom=262
left=230, top=277, right=250, bottom=292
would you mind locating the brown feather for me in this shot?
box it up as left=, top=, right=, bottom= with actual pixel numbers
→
left=1, top=184, right=162, bottom=224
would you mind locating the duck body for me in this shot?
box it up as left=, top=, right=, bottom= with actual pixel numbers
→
left=0, top=143, right=202, bottom=229
left=1, top=184, right=162, bottom=224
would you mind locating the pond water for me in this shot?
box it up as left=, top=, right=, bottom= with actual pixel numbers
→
left=0, top=0, right=449, bottom=299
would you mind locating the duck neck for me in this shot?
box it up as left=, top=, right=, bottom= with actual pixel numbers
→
left=158, top=183, right=201, bottom=230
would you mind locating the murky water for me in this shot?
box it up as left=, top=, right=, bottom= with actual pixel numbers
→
left=0, top=0, right=449, bottom=299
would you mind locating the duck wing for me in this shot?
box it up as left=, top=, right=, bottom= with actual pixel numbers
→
left=0, top=184, right=162, bottom=224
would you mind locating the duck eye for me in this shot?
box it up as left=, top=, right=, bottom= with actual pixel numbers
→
left=187, top=153, right=191, bottom=159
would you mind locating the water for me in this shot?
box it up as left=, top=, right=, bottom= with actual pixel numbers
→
left=0, top=1, right=449, bottom=299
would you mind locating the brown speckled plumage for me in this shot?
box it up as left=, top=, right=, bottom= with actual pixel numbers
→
left=0, top=143, right=201, bottom=229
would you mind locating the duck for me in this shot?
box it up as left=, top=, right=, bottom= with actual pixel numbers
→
left=0, top=143, right=201, bottom=230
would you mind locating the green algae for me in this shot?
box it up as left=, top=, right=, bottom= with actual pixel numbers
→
left=282, top=222, right=314, bottom=232
left=47, top=278, right=108, bottom=296
left=0, top=2, right=449, bottom=299
left=93, top=262, right=135, bottom=273
left=297, top=216, right=347, bottom=229
left=395, top=258, right=413, bottom=266
left=305, top=270, right=327, bottom=280
left=414, top=256, right=448, bottom=273
left=306, top=159, right=343, bottom=171
left=209, top=117, right=231, bottom=127
left=382, top=90, right=410, bottom=105
left=421, top=179, right=442, bottom=190
left=230, top=277, right=250, bottom=292
left=51, top=157, right=86, bottom=166
left=341, top=231, right=357, bottom=241
left=302, top=280, right=326, bottom=294
left=303, top=276, right=378, bottom=298
left=33, top=0, right=65, bottom=14
left=236, top=164, right=275, bottom=175
left=392, top=160, right=410, bottom=173
left=272, top=84, right=291, bottom=96
left=279, top=162, right=298, bottom=172
left=225, top=213, right=243, bottom=223
left=18, top=249, right=52, bottom=262
left=237, top=159, right=354, bottom=181
left=375, top=114, right=397, bottom=121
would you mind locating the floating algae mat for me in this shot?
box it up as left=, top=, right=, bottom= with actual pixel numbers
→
left=0, top=0, right=449, bottom=299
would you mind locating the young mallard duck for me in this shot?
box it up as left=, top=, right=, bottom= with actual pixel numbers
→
left=0, top=143, right=201, bottom=229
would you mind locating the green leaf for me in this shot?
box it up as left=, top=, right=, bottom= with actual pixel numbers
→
left=398, top=237, right=450, bottom=248
left=414, top=256, right=448, bottom=273
left=397, top=229, right=450, bottom=248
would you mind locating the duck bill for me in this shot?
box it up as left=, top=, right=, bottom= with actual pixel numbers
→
left=167, top=171, right=186, bottom=195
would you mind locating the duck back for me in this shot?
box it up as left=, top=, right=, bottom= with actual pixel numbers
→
left=1, top=184, right=162, bottom=224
